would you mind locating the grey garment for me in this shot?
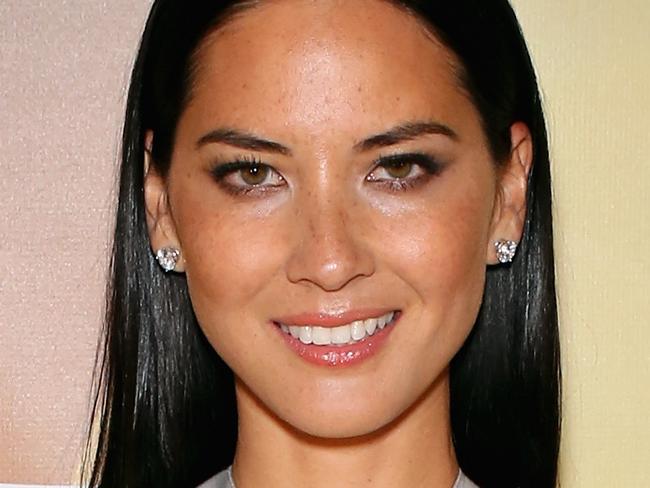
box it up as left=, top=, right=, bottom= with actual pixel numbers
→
left=454, top=470, right=480, bottom=488
left=196, top=467, right=232, bottom=488
left=197, top=466, right=479, bottom=487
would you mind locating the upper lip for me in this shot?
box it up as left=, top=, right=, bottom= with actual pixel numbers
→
left=273, top=308, right=397, bottom=328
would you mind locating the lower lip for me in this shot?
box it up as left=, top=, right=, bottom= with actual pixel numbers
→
left=274, top=313, right=399, bottom=367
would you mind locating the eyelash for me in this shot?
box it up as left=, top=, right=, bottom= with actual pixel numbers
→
left=209, top=152, right=443, bottom=197
left=367, top=153, right=443, bottom=192
left=210, top=155, right=285, bottom=196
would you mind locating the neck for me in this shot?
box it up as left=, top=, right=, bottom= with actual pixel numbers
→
left=232, top=372, right=458, bottom=488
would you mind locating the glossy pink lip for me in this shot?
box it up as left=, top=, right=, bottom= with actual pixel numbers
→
left=274, top=308, right=395, bottom=328
left=272, top=311, right=400, bottom=367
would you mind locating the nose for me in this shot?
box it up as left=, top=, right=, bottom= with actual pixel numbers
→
left=285, top=191, right=375, bottom=292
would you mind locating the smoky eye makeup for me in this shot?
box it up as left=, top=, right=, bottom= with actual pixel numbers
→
left=207, top=151, right=446, bottom=198
left=209, top=154, right=286, bottom=197
left=366, top=152, right=446, bottom=192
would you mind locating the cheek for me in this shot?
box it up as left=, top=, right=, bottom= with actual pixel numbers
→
left=170, top=186, right=290, bottom=349
left=183, top=212, right=284, bottom=298
left=375, top=172, right=495, bottom=327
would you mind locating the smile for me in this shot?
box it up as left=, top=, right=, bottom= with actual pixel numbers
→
left=277, top=311, right=396, bottom=346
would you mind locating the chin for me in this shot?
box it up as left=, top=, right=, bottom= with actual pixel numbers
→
left=276, top=367, right=451, bottom=443
left=264, top=379, right=421, bottom=442
left=281, top=404, right=402, bottom=441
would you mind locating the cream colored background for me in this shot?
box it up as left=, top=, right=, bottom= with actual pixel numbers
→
left=1, top=1, right=648, bottom=485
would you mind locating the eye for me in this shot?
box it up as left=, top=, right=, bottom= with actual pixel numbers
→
left=379, top=160, right=418, bottom=179
left=240, top=164, right=272, bottom=185
left=210, top=157, right=286, bottom=195
left=366, top=152, right=443, bottom=191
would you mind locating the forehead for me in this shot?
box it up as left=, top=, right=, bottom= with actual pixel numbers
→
left=183, top=0, right=473, bottom=143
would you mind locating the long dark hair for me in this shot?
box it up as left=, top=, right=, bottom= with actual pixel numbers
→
left=83, top=1, right=560, bottom=487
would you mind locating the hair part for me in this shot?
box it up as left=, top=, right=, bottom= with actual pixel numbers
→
left=84, top=1, right=560, bottom=487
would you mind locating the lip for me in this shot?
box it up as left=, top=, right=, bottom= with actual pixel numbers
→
left=274, top=308, right=396, bottom=328
left=272, top=310, right=400, bottom=367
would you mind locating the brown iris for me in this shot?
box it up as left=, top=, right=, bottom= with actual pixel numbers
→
left=240, top=165, right=269, bottom=185
left=385, top=161, right=413, bottom=179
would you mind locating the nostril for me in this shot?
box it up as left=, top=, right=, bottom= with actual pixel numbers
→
left=284, top=202, right=376, bottom=290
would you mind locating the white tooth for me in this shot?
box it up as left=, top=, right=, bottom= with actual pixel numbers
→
left=351, top=320, right=366, bottom=341
left=299, top=326, right=313, bottom=344
left=386, top=312, right=394, bottom=324
left=289, top=326, right=300, bottom=338
left=312, top=326, right=332, bottom=345
left=281, top=324, right=289, bottom=333
left=331, top=324, right=352, bottom=344
left=378, top=315, right=387, bottom=329
left=364, top=318, right=378, bottom=336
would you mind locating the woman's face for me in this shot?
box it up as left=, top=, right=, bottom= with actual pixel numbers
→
left=146, top=0, right=528, bottom=438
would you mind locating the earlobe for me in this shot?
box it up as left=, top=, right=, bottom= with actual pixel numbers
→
left=143, top=134, right=186, bottom=272
left=486, top=122, right=533, bottom=265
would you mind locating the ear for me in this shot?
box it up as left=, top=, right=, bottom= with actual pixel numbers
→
left=486, top=122, right=533, bottom=265
left=144, top=131, right=186, bottom=272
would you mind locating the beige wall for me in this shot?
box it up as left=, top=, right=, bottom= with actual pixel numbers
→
left=1, top=1, right=648, bottom=485
left=510, top=1, right=650, bottom=485
left=0, top=1, right=153, bottom=483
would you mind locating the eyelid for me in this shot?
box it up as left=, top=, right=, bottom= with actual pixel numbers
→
left=368, top=152, right=444, bottom=179
left=365, top=151, right=445, bottom=193
left=209, top=156, right=286, bottom=195
left=210, top=155, right=268, bottom=178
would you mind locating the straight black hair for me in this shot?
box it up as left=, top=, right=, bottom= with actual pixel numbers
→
left=83, top=1, right=560, bottom=487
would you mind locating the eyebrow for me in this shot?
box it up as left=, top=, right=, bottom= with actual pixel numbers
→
left=196, top=128, right=292, bottom=156
left=196, top=120, right=458, bottom=156
left=354, top=121, right=459, bottom=152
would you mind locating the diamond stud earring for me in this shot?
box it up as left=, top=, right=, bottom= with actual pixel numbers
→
left=156, top=247, right=180, bottom=272
left=494, top=240, right=518, bottom=264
